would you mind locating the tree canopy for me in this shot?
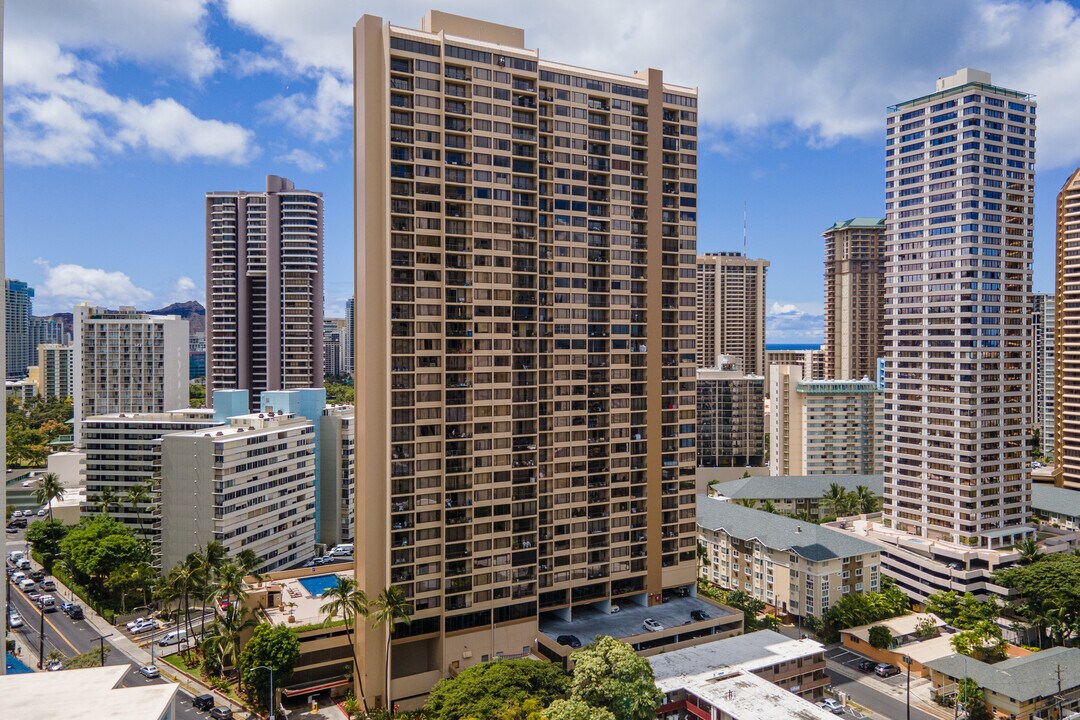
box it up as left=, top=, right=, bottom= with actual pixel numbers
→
left=542, top=699, right=615, bottom=720
left=26, top=519, right=69, bottom=564
left=994, top=553, right=1080, bottom=648
left=820, top=576, right=909, bottom=640
left=924, top=591, right=999, bottom=629
left=868, top=625, right=893, bottom=649
left=568, top=636, right=664, bottom=720
left=425, top=659, right=570, bottom=720
left=238, top=624, right=301, bottom=710
left=59, top=516, right=149, bottom=600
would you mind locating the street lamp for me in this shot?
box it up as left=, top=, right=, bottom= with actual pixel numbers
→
left=131, top=605, right=155, bottom=664
left=902, top=655, right=912, bottom=720
left=38, top=599, right=46, bottom=670
left=251, top=665, right=275, bottom=720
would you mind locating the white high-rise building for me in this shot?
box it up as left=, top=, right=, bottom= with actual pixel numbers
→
left=73, top=304, right=190, bottom=441
left=1033, top=293, right=1054, bottom=458
left=883, top=68, right=1034, bottom=545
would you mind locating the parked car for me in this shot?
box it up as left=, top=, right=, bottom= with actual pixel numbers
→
left=36, top=509, right=46, bottom=517
left=16, top=557, right=31, bottom=569
left=875, top=663, right=901, bottom=678
left=37, top=595, right=57, bottom=612
left=125, top=617, right=148, bottom=630
left=690, top=610, right=710, bottom=622
left=5, top=525, right=17, bottom=534
left=8, top=612, right=23, bottom=629
left=556, top=634, right=582, bottom=648
left=210, top=707, right=234, bottom=719
left=28, top=569, right=45, bottom=580
left=820, top=698, right=845, bottom=714
left=138, top=665, right=161, bottom=679
left=68, top=605, right=84, bottom=620
left=192, top=694, right=215, bottom=711
left=642, top=618, right=664, bottom=632
left=159, top=630, right=188, bottom=647
left=41, top=578, right=56, bottom=591
left=857, top=659, right=877, bottom=672
left=674, top=587, right=691, bottom=597
left=46, top=660, right=64, bottom=672
left=11, top=571, right=26, bottom=584
left=131, top=619, right=160, bottom=634
left=609, top=604, right=621, bottom=614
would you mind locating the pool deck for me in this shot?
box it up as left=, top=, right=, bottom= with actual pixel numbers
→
left=260, top=566, right=356, bottom=627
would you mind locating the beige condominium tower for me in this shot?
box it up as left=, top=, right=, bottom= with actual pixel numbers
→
left=883, top=69, right=1034, bottom=545
left=205, top=175, right=324, bottom=410
left=695, top=252, right=768, bottom=375
left=355, top=10, right=699, bottom=707
left=822, top=217, right=886, bottom=381
left=1054, top=168, right=1080, bottom=488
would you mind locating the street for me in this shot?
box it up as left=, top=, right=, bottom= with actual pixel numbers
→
left=826, top=648, right=943, bottom=720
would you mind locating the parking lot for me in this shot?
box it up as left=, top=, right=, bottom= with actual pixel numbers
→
left=826, top=647, right=909, bottom=687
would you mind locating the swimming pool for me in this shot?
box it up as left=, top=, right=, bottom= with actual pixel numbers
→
left=297, top=573, right=341, bottom=598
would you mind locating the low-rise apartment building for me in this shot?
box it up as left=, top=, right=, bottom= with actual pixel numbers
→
left=698, top=495, right=880, bottom=620
left=1032, top=483, right=1080, bottom=531
left=708, top=474, right=883, bottom=521
left=650, top=630, right=835, bottom=719
left=159, top=412, right=316, bottom=573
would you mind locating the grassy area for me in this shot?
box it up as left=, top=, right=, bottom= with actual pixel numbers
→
left=161, top=653, right=246, bottom=706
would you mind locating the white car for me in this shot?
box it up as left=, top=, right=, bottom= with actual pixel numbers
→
left=820, top=698, right=845, bottom=715
left=642, top=618, right=664, bottom=632
left=8, top=612, right=23, bottom=629
left=125, top=617, right=148, bottom=630
left=138, top=665, right=161, bottom=679
left=131, top=619, right=161, bottom=634
left=609, top=604, right=621, bottom=614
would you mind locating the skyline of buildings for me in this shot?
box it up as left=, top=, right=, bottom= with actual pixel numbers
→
left=881, top=68, right=1035, bottom=547
left=205, top=174, right=325, bottom=410
left=354, top=10, right=701, bottom=703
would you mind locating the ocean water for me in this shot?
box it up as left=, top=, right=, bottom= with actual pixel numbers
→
left=766, top=344, right=821, bottom=351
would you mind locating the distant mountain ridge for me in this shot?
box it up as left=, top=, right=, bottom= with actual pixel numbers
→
left=48, top=301, right=206, bottom=336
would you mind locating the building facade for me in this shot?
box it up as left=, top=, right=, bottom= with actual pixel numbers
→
left=698, top=497, right=880, bottom=620
left=696, top=252, right=769, bottom=375
left=80, top=409, right=218, bottom=559
left=323, top=319, right=344, bottom=378
left=5, top=278, right=33, bottom=380
left=205, top=175, right=324, bottom=410
left=764, top=348, right=824, bottom=393
left=319, top=406, right=356, bottom=547
left=159, top=413, right=316, bottom=573
left=345, top=297, right=355, bottom=378
left=30, top=315, right=66, bottom=353
left=883, top=69, right=1034, bottom=545
left=355, top=10, right=700, bottom=705
left=770, top=366, right=882, bottom=476
left=37, top=343, right=73, bottom=401
left=73, top=304, right=190, bottom=440
left=189, top=332, right=206, bottom=380
left=696, top=366, right=764, bottom=468
left=1033, top=292, right=1054, bottom=458
left=822, top=217, right=886, bottom=381
left=1056, top=168, right=1080, bottom=489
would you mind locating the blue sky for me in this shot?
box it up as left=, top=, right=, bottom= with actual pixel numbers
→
left=7, top=0, right=1080, bottom=342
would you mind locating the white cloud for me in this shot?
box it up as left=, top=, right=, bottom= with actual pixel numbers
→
left=174, top=276, right=198, bottom=295
left=4, top=5, right=255, bottom=166
left=223, top=0, right=1080, bottom=167
left=278, top=148, right=327, bottom=172
left=767, top=301, right=824, bottom=343
left=34, top=259, right=155, bottom=312
left=260, top=73, right=353, bottom=143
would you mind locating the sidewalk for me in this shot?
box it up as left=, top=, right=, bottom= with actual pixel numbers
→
left=826, top=659, right=952, bottom=720
left=28, top=556, right=253, bottom=718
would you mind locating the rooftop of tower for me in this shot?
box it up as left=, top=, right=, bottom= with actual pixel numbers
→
left=888, top=66, right=1033, bottom=112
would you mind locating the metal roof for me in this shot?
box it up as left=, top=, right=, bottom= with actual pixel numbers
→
left=926, top=647, right=1080, bottom=703
left=712, top=475, right=883, bottom=502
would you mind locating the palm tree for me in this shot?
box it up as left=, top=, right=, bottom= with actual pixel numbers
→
left=760, top=499, right=778, bottom=514
left=735, top=498, right=757, bottom=508
left=821, top=483, right=849, bottom=518
left=1017, top=537, right=1043, bottom=566
left=235, top=549, right=266, bottom=584
left=167, top=558, right=201, bottom=655
left=370, top=585, right=411, bottom=715
left=853, top=485, right=878, bottom=515
left=97, top=487, right=117, bottom=517
left=201, top=603, right=257, bottom=677
left=191, top=542, right=228, bottom=640
left=216, top=562, right=249, bottom=608
left=125, top=481, right=152, bottom=538
left=320, top=577, right=371, bottom=714
left=33, top=473, right=65, bottom=521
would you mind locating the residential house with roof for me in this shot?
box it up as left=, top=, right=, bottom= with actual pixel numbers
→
left=709, top=474, right=883, bottom=521
left=697, top=495, right=881, bottom=620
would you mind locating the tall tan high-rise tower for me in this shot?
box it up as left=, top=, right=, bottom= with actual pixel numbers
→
left=882, top=69, right=1034, bottom=545
left=1054, top=168, right=1080, bottom=488
left=695, top=252, right=768, bottom=375
left=355, top=11, right=700, bottom=707
left=205, top=175, right=324, bottom=409
left=822, top=217, right=885, bottom=381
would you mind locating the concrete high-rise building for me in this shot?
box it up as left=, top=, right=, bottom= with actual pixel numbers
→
left=5, top=278, right=34, bottom=379
left=205, top=175, right=324, bottom=410
left=1055, top=168, right=1080, bottom=489
left=770, top=365, right=882, bottom=477
left=696, top=252, right=769, bottom=375
left=189, top=332, right=206, bottom=380
left=73, top=304, right=190, bottom=440
left=159, top=412, right=316, bottom=573
left=822, top=217, right=886, bottom=381
left=883, top=69, right=1034, bottom=545
left=345, top=297, right=355, bottom=377
left=355, top=10, right=700, bottom=704
left=30, top=315, right=66, bottom=352
left=1033, top=293, right=1054, bottom=458
left=764, top=347, right=824, bottom=394
left=319, top=405, right=355, bottom=546
left=81, top=409, right=218, bottom=559
left=697, top=363, right=765, bottom=468
left=323, top=318, right=344, bottom=378
left=37, top=343, right=73, bottom=401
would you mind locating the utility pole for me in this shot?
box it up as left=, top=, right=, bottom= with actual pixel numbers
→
left=38, top=601, right=45, bottom=669
left=1056, top=663, right=1063, bottom=719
